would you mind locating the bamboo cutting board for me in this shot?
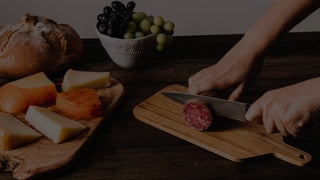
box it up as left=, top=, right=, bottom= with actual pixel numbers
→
left=133, top=84, right=312, bottom=166
left=0, top=78, right=124, bottom=180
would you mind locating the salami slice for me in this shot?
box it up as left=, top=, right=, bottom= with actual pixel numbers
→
left=183, top=99, right=213, bottom=131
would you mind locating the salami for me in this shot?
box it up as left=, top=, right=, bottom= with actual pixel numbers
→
left=183, top=100, right=213, bottom=131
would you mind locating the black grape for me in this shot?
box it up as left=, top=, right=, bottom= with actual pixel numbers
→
left=103, top=6, right=113, bottom=14
left=97, top=13, right=104, bottom=22
left=101, top=14, right=110, bottom=24
left=126, top=1, right=135, bottom=11
left=112, top=1, right=126, bottom=12
left=97, top=23, right=108, bottom=34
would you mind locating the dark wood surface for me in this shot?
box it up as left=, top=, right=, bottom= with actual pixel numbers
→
left=2, top=32, right=320, bottom=179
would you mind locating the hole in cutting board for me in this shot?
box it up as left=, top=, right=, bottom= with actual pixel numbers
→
left=299, top=155, right=306, bottom=159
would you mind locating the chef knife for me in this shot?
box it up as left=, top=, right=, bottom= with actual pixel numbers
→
left=161, top=92, right=251, bottom=123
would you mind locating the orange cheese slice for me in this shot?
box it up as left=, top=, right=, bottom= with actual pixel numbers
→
left=56, top=88, right=102, bottom=119
left=0, top=72, right=57, bottom=113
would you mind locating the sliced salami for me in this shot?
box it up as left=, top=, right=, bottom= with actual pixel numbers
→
left=183, top=99, right=213, bottom=131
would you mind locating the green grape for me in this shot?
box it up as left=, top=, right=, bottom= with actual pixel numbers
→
left=124, top=32, right=134, bottom=39
left=132, top=12, right=146, bottom=23
left=134, top=31, right=145, bottom=38
left=132, top=13, right=141, bottom=23
left=156, top=43, right=165, bottom=51
left=139, top=19, right=151, bottom=33
left=156, top=33, right=167, bottom=44
left=139, top=12, right=147, bottom=20
left=150, top=25, right=160, bottom=34
left=147, top=16, right=154, bottom=23
left=127, top=21, right=137, bottom=33
left=153, top=16, right=164, bottom=26
left=163, top=21, right=175, bottom=32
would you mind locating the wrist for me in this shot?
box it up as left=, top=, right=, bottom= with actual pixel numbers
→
left=227, top=32, right=267, bottom=65
left=241, top=28, right=273, bottom=56
left=306, top=77, right=320, bottom=101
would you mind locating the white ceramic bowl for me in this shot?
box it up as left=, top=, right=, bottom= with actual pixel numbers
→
left=96, top=28, right=156, bottom=69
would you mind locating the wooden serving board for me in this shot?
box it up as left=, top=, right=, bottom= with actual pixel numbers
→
left=133, top=84, right=312, bottom=166
left=0, top=78, right=125, bottom=180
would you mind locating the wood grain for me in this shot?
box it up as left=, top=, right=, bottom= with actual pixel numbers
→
left=0, top=78, right=124, bottom=180
left=134, top=84, right=312, bottom=166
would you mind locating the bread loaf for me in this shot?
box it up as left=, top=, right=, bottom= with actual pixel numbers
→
left=0, top=14, right=83, bottom=78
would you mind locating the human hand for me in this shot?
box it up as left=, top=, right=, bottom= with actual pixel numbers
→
left=245, top=78, right=320, bottom=137
left=188, top=39, right=264, bottom=101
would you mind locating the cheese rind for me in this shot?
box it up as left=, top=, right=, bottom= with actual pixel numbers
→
left=61, top=69, right=111, bottom=92
left=25, top=106, right=87, bottom=144
left=0, top=112, right=42, bottom=151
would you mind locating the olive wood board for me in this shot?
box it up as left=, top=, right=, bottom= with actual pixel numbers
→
left=0, top=78, right=125, bottom=180
left=133, top=84, right=312, bottom=167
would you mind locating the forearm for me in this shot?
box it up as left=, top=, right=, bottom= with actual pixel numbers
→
left=188, top=0, right=319, bottom=96
left=242, top=0, right=319, bottom=56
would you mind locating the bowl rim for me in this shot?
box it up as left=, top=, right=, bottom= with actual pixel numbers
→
left=95, top=27, right=155, bottom=41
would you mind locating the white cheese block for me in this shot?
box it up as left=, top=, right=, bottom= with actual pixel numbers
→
left=10, top=72, right=55, bottom=88
left=61, top=69, right=111, bottom=92
left=25, top=106, right=87, bottom=144
left=0, top=112, right=42, bottom=151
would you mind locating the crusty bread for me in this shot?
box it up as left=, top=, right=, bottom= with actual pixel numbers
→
left=0, top=13, right=83, bottom=78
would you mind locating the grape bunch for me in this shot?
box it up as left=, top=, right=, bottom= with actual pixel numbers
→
left=97, top=1, right=136, bottom=38
left=97, top=1, right=175, bottom=51
left=126, top=13, right=175, bottom=51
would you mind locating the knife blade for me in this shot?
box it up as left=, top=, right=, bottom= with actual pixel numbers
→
left=161, top=92, right=250, bottom=123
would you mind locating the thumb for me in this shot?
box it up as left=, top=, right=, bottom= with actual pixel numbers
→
left=245, top=101, right=263, bottom=123
left=228, top=82, right=246, bottom=101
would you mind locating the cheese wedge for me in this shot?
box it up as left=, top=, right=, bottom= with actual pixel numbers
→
left=0, top=72, right=57, bottom=113
left=25, top=106, right=87, bottom=144
left=0, top=112, right=42, bottom=151
left=61, top=69, right=111, bottom=92
left=56, top=88, right=102, bottom=119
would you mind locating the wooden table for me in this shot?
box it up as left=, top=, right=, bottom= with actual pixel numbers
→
left=2, top=32, right=320, bottom=179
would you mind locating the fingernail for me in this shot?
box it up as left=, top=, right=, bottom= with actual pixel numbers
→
left=245, top=111, right=251, bottom=121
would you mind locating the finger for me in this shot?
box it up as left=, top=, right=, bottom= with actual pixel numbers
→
left=188, top=71, right=211, bottom=94
left=260, top=103, right=279, bottom=134
left=245, top=101, right=263, bottom=123
left=263, top=113, right=277, bottom=134
left=273, top=118, right=289, bottom=136
left=228, top=82, right=246, bottom=101
left=188, top=70, right=220, bottom=95
left=286, top=123, right=299, bottom=137
left=287, top=119, right=315, bottom=138
left=188, top=76, right=200, bottom=94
